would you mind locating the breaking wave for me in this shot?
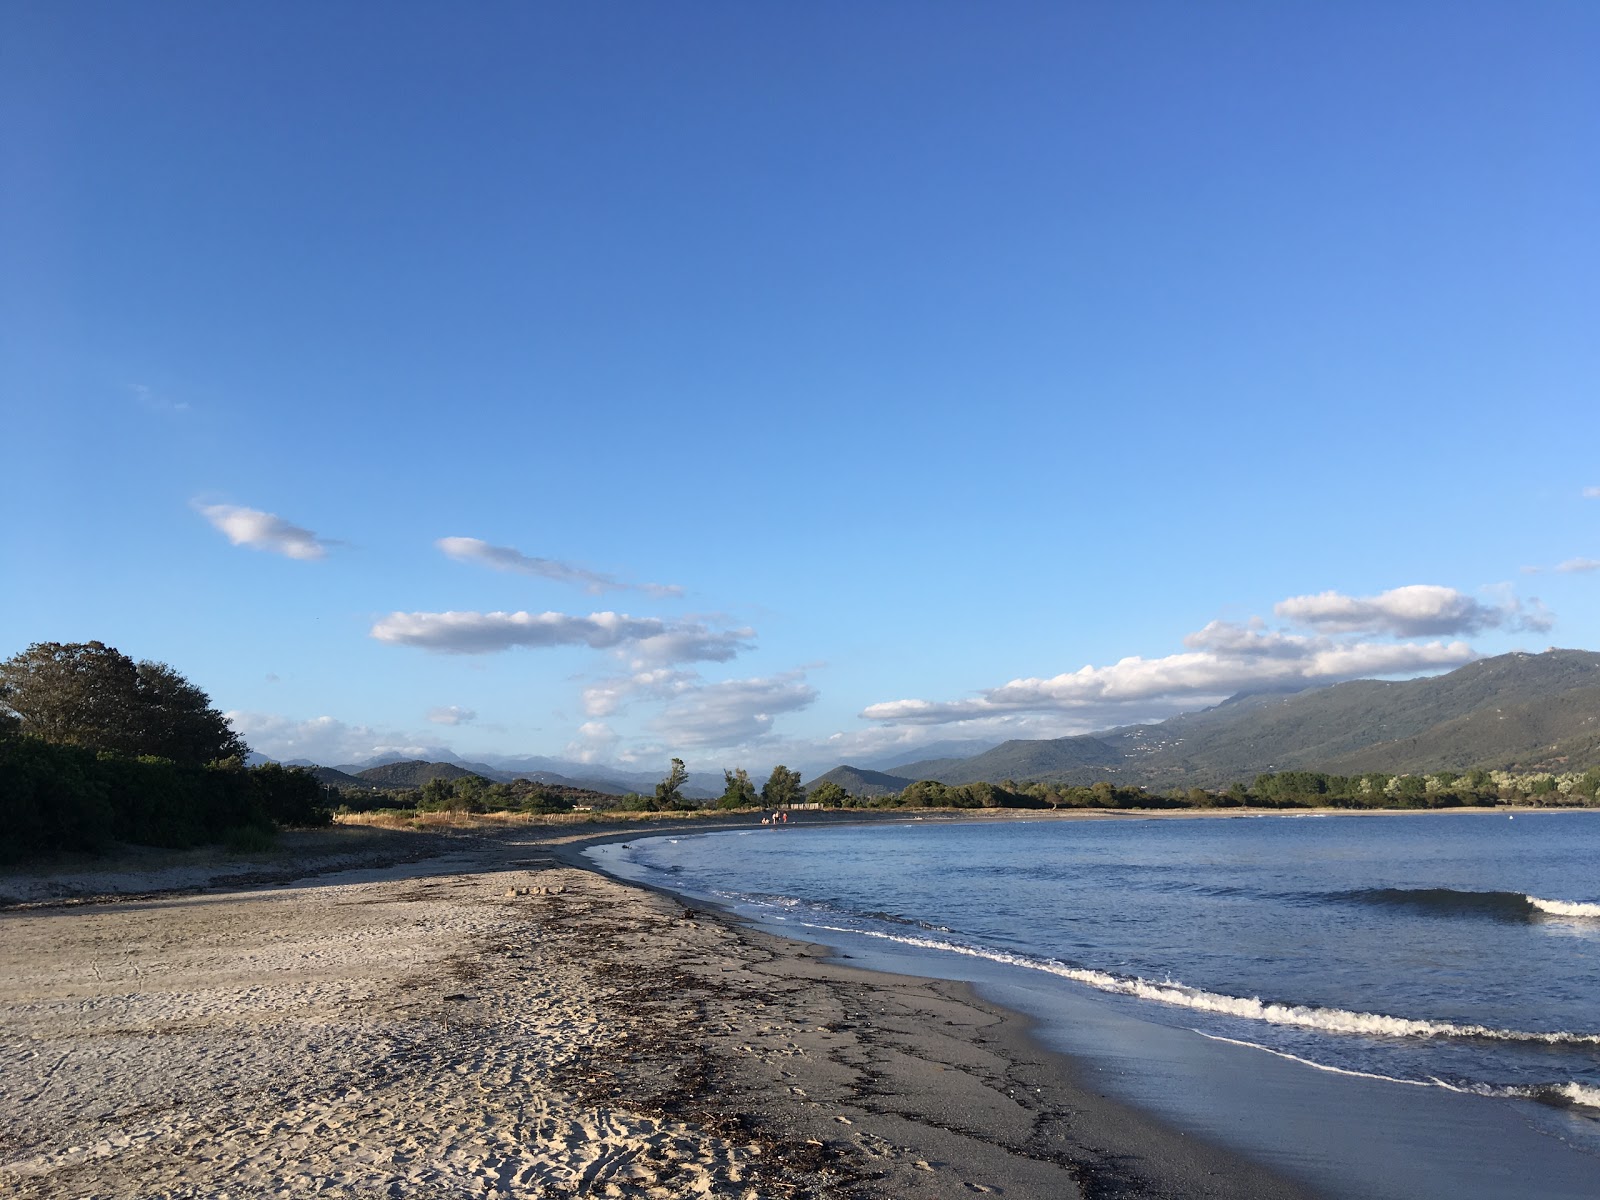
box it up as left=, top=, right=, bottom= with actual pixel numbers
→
left=1322, top=887, right=1600, bottom=922
left=798, top=921, right=1600, bottom=1046
left=1527, top=896, right=1600, bottom=919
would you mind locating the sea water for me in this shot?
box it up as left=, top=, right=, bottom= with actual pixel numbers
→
left=588, top=811, right=1600, bottom=1197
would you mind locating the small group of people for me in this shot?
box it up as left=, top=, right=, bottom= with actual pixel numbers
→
left=760, top=810, right=791, bottom=825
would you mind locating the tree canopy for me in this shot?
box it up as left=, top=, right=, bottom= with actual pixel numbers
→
left=0, top=641, right=246, bottom=766
left=656, top=757, right=689, bottom=805
left=717, top=767, right=758, bottom=809
left=761, top=764, right=805, bottom=808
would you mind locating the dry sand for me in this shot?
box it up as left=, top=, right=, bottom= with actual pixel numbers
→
left=0, top=822, right=1313, bottom=1198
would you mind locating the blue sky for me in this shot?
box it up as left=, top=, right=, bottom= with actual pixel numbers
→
left=3, top=2, right=1597, bottom=777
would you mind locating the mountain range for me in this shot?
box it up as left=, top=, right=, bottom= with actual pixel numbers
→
left=807, top=648, right=1600, bottom=793
left=281, top=752, right=719, bottom=798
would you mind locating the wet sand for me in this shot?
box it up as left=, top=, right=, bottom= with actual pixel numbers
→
left=1, top=821, right=1315, bottom=1198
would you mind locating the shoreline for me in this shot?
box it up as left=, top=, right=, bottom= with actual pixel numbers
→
left=1, top=820, right=1320, bottom=1199
left=555, top=825, right=1322, bottom=1199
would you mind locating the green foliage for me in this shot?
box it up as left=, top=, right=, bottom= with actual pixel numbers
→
left=717, top=767, right=759, bottom=810
left=0, top=641, right=246, bottom=766
left=808, top=780, right=850, bottom=808
left=0, top=732, right=115, bottom=858
left=330, top=787, right=414, bottom=814
left=452, top=774, right=490, bottom=812
left=0, top=730, right=331, bottom=860
left=656, top=758, right=689, bottom=807
left=416, top=777, right=454, bottom=811
left=761, top=764, right=805, bottom=808
left=248, top=762, right=332, bottom=827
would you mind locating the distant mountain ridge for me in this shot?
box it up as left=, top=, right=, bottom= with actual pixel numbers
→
left=325, top=752, right=718, bottom=798
left=805, top=765, right=917, bottom=797
left=354, top=760, right=479, bottom=789
left=813, top=649, right=1600, bottom=790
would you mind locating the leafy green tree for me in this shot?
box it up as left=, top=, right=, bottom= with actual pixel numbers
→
left=451, top=774, right=490, bottom=812
left=134, top=660, right=249, bottom=764
left=899, top=779, right=948, bottom=808
left=418, top=777, right=453, bottom=810
left=0, top=641, right=245, bottom=765
left=656, top=757, right=689, bottom=806
left=248, top=762, right=330, bottom=827
left=717, top=767, right=758, bottom=809
left=809, top=780, right=849, bottom=808
left=761, top=764, right=805, bottom=808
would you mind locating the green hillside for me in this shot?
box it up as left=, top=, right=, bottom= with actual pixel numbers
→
left=820, top=650, right=1600, bottom=792
left=894, top=734, right=1123, bottom=786
left=1107, top=649, right=1600, bottom=787
left=805, top=765, right=915, bottom=797
left=307, top=765, right=380, bottom=790
left=355, top=760, right=481, bottom=789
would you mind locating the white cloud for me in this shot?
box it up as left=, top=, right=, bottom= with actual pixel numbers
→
left=370, top=610, right=753, bottom=661
left=437, top=536, right=682, bottom=597
left=198, top=503, right=332, bottom=560
left=426, top=705, right=477, bottom=725
left=564, top=721, right=621, bottom=763
left=628, top=625, right=756, bottom=667
left=862, top=621, right=1477, bottom=727
left=580, top=667, right=817, bottom=749
left=1274, top=584, right=1552, bottom=636
left=1582, top=487, right=1600, bottom=499
left=649, top=673, right=819, bottom=748
left=227, top=711, right=446, bottom=765
left=581, top=668, right=693, bottom=717
left=1556, top=558, right=1600, bottom=574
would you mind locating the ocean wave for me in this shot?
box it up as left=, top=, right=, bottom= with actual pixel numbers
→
left=1527, top=896, right=1600, bottom=919
left=725, top=891, right=951, bottom=933
left=1327, top=887, right=1538, bottom=920
left=1193, top=1032, right=1600, bottom=1112
left=1321, top=887, right=1600, bottom=922
left=799, top=922, right=1600, bottom=1046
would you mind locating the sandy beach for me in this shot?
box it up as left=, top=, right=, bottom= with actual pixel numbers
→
left=0, top=819, right=1314, bottom=1199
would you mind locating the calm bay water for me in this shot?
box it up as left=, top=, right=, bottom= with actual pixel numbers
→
left=589, top=811, right=1600, bottom=1195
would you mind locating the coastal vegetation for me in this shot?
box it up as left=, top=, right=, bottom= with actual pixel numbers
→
left=0, top=642, right=329, bottom=861
left=6, top=640, right=1599, bottom=864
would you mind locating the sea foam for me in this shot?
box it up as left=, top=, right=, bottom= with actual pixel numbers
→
left=1527, top=896, right=1600, bottom=918
left=802, top=922, right=1600, bottom=1046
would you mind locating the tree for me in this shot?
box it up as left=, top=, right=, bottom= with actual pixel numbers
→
left=809, top=780, right=849, bottom=808
left=418, top=777, right=454, bottom=810
left=0, top=641, right=245, bottom=765
left=134, top=660, right=248, bottom=764
left=761, top=764, right=805, bottom=808
left=717, top=767, right=758, bottom=810
left=656, top=757, right=689, bottom=807
left=452, top=774, right=490, bottom=812
left=900, top=779, right=948, bottom=808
